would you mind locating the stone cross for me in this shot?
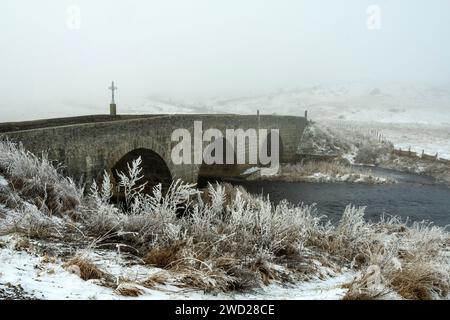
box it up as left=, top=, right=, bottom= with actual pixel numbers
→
left=108, top=81, right=117, bottom=104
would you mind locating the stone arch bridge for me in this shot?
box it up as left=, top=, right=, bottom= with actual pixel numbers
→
left=0, top=114, right=307, bottom=190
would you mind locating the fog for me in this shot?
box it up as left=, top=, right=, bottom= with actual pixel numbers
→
left=1, top=0, right=450, bottom=121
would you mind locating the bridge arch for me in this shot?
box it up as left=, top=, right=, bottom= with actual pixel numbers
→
left=1, top=114, right=308, bottom=185
left=111, top=148, right=172, bottom=196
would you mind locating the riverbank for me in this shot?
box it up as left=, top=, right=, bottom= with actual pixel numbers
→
left=379, top=155, right=450, bottom=185
left=247, top=162, right=397, bottom=184
left=0, top=140, right=449, bottom=300
left=296, top=121, right=450, bottom=186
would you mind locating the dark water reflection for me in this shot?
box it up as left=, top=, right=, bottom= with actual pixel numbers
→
left=221, top=167, right=450, bottom=227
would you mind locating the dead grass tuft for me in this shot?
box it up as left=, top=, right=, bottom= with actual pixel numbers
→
left=387, top=263, right=449, bottom=300
left=41, top=254, right=57, bottom=264
left=343, top=290, right=385, bottom=300
left=115, top=283, right=145, bottom=297
left=343, top=265, right=389, bottom=300
left=64, top=256, right=104, bottom=281
left=140, top=271, right=170, bottom=289
left=178, top=268, right=231, bottom=293
left=13, top=236, right=32, bottom=252
left=143, top=241, right=185, bottom=268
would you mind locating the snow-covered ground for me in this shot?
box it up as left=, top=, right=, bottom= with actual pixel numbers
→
left=361, top=122, right=449, bottom=160
left=304, top=172, right=394, bottom=184
left=0, top=236, right=352, bottom=300
left=247, top=164, right=396, bottom=184
left=322, top=120, right=450, bottom=160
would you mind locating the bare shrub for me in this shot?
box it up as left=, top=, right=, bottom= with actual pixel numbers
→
left=355, top=143, right=392, bottom=165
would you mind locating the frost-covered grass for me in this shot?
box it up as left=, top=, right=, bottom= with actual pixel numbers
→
left=298, top=121, right=394, bottom=165
left=342, top=216, right=450, bottom=300
left=299, top=121, right=450, bottom=184
left=324, top=120, right=450, bottom=161
left=253, top=162, right=396, bottom=184
left=0, top=139, right=82, bottom=216
left=0, top=140, right=449, bottom=299
left=0, top=235, right=353, bottom=300
left=381, top=155, right=450, bottom=184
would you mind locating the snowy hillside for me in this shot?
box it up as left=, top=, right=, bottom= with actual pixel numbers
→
left=164, top=83, right=450, bottom=159
left=124, top=84, right=449, bottom=160
left=183, top=83, right=450, bottom=124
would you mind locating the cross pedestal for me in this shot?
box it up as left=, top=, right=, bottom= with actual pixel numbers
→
left=108, top=81, right=118, bottom=116
left=110, top=103, right=117, bottom=116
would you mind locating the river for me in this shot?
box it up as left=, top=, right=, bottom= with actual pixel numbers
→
left=221, top=167, right=450, bottom=227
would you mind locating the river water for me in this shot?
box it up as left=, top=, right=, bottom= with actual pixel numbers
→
left=223, top=167, right=450, bottom=227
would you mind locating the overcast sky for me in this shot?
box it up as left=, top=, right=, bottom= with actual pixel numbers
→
left=1, top=0, right=450, bottom=119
